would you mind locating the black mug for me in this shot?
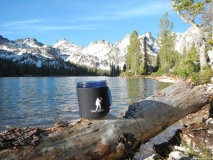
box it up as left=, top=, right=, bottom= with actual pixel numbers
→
left=76, top=80, right=111, bottom=119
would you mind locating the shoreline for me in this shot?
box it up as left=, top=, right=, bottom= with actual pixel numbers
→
left=144, top=75, right=179, bottom=83
left=149, top=75, right=178, bottom=83
left=119, top=74, right=179, bottom=83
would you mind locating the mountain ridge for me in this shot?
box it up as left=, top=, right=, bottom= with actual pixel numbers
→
left=0, top=27, right=197, bottom=72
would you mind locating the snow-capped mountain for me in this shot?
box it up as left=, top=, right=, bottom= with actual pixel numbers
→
left=104, top=34, right=130, bottom=69
left=54, top=32, right=158, bottom=70
left=65, top=39, right=113, bottom=70
left=15, top=38, right=44, bottom=48
left=0, top=36, right=59, bottom=67
left=53, top=38, right=83, bottom=60
left=175, top=27, right=199, bottom=54
left=0, top=27, right=198, bottom=72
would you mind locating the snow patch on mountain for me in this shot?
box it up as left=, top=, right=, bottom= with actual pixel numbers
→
left=0, top=36, right=60, bottom=67
left=139, top=32, right=158, bottom=55
left=81, top=40, right=112, bottom=56
left=114, top=34, right=130, bottom=56
left=175, top=27, right=199, bottom=54
left=55, top=32, right=158, bottom=70
left=15, top=38, right=44, bottom=48
left=53, top=38, right=83, bottom=59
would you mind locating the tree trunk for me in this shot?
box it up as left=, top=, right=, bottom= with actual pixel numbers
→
left=208, top=50, right=213, bottom=71
left=0, top=80, right=213, bottom=160
left=210, top=0, right=213, bottom=72
left=199, top=36, right=207, bottom=70
left=212, top=0, right=213, bottom=41
left=186, top=21, right=207, bottom=70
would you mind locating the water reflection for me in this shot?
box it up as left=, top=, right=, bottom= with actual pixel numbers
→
left=125, top=78, right=169, bottom=104
left=0, top=77, right=171, bottom=131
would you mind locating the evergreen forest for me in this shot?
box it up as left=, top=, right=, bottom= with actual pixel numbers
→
left=0, top=57, right=121, bottom=77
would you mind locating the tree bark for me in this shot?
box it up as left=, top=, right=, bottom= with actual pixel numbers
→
left=208, top=50, right=213, bottom=71
left=0, top=80, right=213, bottom=160
left=212, top=0, right=213, bottom=41
left=210, top=0, right=213, bottom=72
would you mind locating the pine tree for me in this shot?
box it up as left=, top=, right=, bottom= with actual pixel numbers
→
left=126, top=30, right=142, bottom=75
left=116, top=65, right=120, bottom=76
left=143, top=36, right=149, bottom=74
left=123, top=64, right=126, bottom=72
left=157, top=12, right=178, bottom=72
left=110, top=62, right=116, bottom=76
left=173, top=43, right=200, bottom=78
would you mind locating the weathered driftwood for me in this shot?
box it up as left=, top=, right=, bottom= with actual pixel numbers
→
left=0, top=80, right=213, bottom=160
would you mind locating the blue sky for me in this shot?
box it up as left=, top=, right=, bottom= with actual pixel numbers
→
left=0, top=0, right=190, bottom=47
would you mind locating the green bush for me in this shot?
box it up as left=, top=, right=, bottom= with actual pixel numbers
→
left=126, top=71, right=135, bottom=77
left=171, top=43, right=205, bottom=84
left=120, top=71, right=135, bottom=77
left=152, top=68, right=169, bottom=76
left=198, top=66, right=213, bottom=84
left=119, top=72, right=125, bottom=77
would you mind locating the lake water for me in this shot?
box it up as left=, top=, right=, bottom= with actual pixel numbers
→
left=0, top=77, right=171, bottom=131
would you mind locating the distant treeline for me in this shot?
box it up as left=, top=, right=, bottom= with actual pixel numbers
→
left=0, top=58, right=120, bottom=77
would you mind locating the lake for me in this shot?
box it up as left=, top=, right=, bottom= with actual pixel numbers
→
left=0, top=77, right=171, bottom=131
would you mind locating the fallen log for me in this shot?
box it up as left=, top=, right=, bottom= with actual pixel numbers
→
left=0, top=80, right=213, bottom=160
